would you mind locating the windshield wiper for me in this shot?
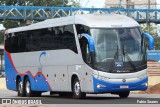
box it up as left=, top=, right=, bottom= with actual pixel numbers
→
left=122, top=45, right=136, bottom=71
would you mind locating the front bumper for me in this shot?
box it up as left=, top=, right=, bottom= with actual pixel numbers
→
left=93, top=77, right=148, bottom=93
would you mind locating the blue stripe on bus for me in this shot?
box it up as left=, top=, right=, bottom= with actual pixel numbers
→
left=93, top=76, right=148, bottom=93
left=4, top=51, right=52, bottom=91
left=4, top=51, right=17, bottom=90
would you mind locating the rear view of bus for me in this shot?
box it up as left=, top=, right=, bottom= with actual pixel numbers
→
left=4, top=14, right=154, bottom=99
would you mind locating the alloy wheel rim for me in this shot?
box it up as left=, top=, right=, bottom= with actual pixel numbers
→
left=26, top=81, right=30, bottom=94
left=19, top=81, right=23, bottom=93
left=74, top=81, right=80, bottom=95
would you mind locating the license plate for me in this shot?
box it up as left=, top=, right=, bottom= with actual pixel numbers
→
left=120, top=85, right=129, bottom=89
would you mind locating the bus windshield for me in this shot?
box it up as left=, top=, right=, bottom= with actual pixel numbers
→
left=90, top=28, right=146, bottom=73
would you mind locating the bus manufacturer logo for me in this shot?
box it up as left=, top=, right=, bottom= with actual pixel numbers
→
left=115, top=61, right=123, bottom=67
left=39, top=51, right=46, bottom=66
left=122, top=79, right=126, bottom=82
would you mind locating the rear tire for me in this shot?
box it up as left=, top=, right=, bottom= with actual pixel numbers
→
left=72, top=78, right=86, bottom=99
left=118, top=91, right=130, bottom=98
left=24, top=77, right=41, bottom=97
left=25, top=77, right=34, bottom=97
left=17, top=78, right=25, bottom=97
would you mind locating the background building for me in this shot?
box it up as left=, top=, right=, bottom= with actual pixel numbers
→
left=105, top=0, right=157, bottom=9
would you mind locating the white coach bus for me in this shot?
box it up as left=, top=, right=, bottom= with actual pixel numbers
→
left=4, top=14, right=154, bottom=98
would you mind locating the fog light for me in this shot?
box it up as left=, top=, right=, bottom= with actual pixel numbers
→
left=97, top=84, right=101, bottom=88
left=142, top=82, right=148, bottom=86
left=97, top=84, right=106, bottom=88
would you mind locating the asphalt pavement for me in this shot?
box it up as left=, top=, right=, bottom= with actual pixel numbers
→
left=0, top=90, right=160, bottom=105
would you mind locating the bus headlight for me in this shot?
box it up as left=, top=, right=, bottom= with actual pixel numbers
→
left=93, top=74, right=109, bottom=81
left=138, top=73, right=147, bottom=79
left=93, top=74, right=98, bottom=78
left=98, top=76, right=109, bottom=81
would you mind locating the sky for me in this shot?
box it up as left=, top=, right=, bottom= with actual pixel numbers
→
left=80, top=0, right=160, bottom=8
left=78, top=0, right=106, bottom=8
left=157, top=0, right=160, bottom=8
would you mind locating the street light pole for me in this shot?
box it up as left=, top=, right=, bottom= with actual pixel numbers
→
left=119, top=0, right=122, bottom=8
left=62, top=0, right=64, bottom=6
left=147, top=0, right=150, bottom=34
left=16, top=0, right=19, bottom=5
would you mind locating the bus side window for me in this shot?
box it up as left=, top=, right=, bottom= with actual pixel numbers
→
left=5, top=34, right=11, bottom=53
left=55, top=27, right=63, bottom=36
left=76, top=24, right=91, bottom=64
left=79, top=37, right=91, bottom=64
left=11, top=33, right=19, bottom=53
left=18, top=32, right=26, bottom=52
left=54, top=27, right=63, bottom=49
left=76, top=24, right=89, bottom=34
left=86, top=44, right=91, bottom=64
left=62, top=25, right=78, bottom=53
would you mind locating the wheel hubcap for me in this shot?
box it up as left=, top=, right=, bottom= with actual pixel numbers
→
left=19, top=81, right=23, bottom=93
left=74, top=81, right=80, bottom=95
left=26, top=81, right=30, bottom=94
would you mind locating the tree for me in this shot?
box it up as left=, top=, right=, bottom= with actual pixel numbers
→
left=3, top=20, right=19, bottom=29
left=0, top=0, right=81, bottom=44
left=0, top=0, right=69, bottom=6
left=68, top=0, right=81, bottom=7
left=140, top=23, right=157, bottom=37
left=0, top=31, right=4, bottom=44
left=140, top=23, right=160, bottom=50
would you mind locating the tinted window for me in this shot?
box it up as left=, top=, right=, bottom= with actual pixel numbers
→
left=5, top=25, right=78, bottom=53
left=5, top=34, right=12, bottom=52
left=62, top=25, right=77, bottom=53
left=76, top=24, right=90, bottom=63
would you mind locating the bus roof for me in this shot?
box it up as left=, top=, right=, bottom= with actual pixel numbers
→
left=6, top=14, right=139, bottom=33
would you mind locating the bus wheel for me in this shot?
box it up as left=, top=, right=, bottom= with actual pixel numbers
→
left=24, top=77, right=35, bottom=97
left=72, top=78, right=86, bottom=99
left=17, top=78, right=25, bottom=97
left=118, top=91, right=130, bottom=98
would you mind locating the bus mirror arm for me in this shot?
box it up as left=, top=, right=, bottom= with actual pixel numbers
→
left=81, top=33, right=95, bottom=52
left=143, top=33, right=154, bottom=50
left=81, top=33, right=95, bottom=68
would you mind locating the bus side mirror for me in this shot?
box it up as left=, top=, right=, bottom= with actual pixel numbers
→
left=80, top=33, right=95, bottom=68
left=143, top=33, right=154, bottom=50
left=80, top=33, right=95, bottom=52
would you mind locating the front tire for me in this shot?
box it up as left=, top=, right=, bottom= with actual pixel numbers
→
left=118, top=91, right=130, bottom=98
left=72, top=78, right=86, bottom=99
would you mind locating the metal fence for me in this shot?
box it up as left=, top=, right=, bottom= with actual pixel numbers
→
left=1, top=6, right=160, bottom=23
